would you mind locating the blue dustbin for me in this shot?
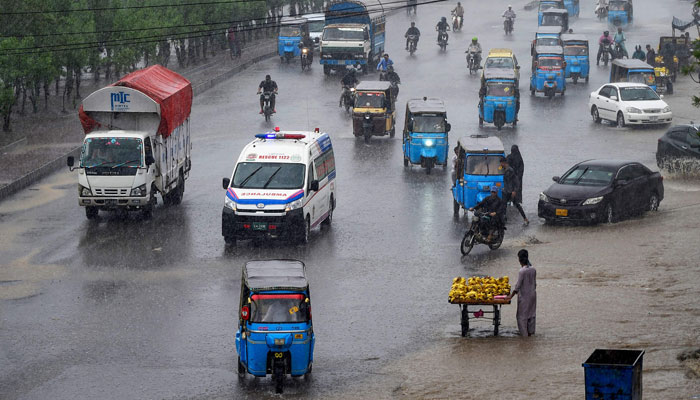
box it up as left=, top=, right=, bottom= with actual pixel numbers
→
left=582, top=349, right=644, bottom=400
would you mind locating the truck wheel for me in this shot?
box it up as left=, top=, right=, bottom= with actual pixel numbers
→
left=142, top=189, right=155, bottom=219
left=85, top=206, right=98, bottom=220
left=172, top=175, right=185, bottom=205
left=389, top=127, right=395, bottom=138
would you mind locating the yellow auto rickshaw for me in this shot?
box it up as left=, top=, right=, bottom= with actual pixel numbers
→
left=352, top=81, right=396, bottom=143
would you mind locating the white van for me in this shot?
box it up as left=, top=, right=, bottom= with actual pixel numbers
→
left=306, top=13, right=325, bottom=49
left=222, top=129, right=336, bottom=245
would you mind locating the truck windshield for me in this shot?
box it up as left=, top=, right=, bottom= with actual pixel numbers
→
left=233, top=162, right=305, bottom=189
left=627, top=72, right=656, bottom=86
left=279, top=26, right=301, bottom=37
left=81, top=137, right=143, bottom=167
left=465, top=155, right=504, bottom=176
left=250, top=294, right=309, bottom=323
left=355, top=92, right=385, bottom=108
left=308, top=21, right=325, bottom=33
left=486, top=82, right=515, bottom=97
left=564, top=45, right=587, bottom=56
left=322, top=27, right=365, bottom=41
left=412, top=115, right=446, bottom=133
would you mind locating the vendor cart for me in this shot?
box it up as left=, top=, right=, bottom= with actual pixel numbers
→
left=450, top=299, right=511, bottom=336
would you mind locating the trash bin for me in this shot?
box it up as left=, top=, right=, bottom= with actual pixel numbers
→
left=582, top=349, right=644, bottom=400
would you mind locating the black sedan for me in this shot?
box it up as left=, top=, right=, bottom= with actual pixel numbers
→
left=656, top=124, right=700, bottom=173
left=538, top=160, right=664, bottom=224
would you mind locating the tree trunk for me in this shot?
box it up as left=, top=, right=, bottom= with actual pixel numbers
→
left=43, top=81, right=50, bottom=110
left=74, top=68, right=82, bottom=100
left=20, top=85, right=27, bottom=116
left=55, top=78, right=60, bottom=96
left=175, top=39, right=186, bottom=67
left=30, top=83, right=39, bottom=113
left=63, top=72, right=74, bottom=113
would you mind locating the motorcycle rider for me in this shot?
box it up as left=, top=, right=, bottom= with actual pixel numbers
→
left=376, top=53, right=394, bottom=77
left=386, top=65, right=401, bottom=100
left=595, top=0, right=608, bottom=17
left=436, top=16, right=451, bottom=43
left=596, top=31, right=614, bottom=65
left=452, top=2, right=465, bottom=29
left=465, top=37, right=483, bottom=67
left=614, top=27, right=628, bottom=58
left=257, top=74, right=278, bottom=114
left=300, top=32, right=315, bottom=65
left=469, top=186, right=505, bottom=242
left=339, top=67, right=359, bottom=107
left=502, top=5, right=516, bottom=30
left=405, top=22, right=421, bottom=50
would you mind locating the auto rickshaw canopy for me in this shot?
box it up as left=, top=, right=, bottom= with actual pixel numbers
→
left=536, top=26, right=564, bottom=37
left=483, top=68, right=517, bottom=81
left=535, top=45, right=564, bottom=57
left=355, top=81, right=392, bottom=92
left=457, top=135, right=505, bottom=154
left=244, top=260, right=308, bottom=291
left=561, top=33, right=588, bottom=44
left=406, top=97, right=447, bottom=114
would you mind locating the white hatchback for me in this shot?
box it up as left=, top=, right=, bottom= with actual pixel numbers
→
left=589, top=82, right=672, bottom=127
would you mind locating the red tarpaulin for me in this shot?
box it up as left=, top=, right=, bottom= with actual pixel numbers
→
left=79, top=65, right=192, bottom=138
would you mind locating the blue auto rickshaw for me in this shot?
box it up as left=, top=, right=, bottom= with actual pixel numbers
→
left=278, top=17, right=308, bottom=63
left=532, top=26, right=563, bottom=56
left=538, top=0, right=565, bottom=25
left=608, top=0, right=633, bottom=27
left=403, top=97, right=451, bottom=175
left=452, top=135, right=506, bottom=215
left=563, top=0, right=580, bottom=17
left=561, top=34, right=589, bottom=83
left=479, top=69, right=518, bottom=130
left=530, top=45, right=566, bottom=98
left=236, top=260, right=314, bottom=394
left=539, top=8, right=569, bottom=33
left=610, top=59, right=657, bottom=92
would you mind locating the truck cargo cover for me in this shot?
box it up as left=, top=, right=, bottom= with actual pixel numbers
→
left=79, top=65, right=192, bottom=138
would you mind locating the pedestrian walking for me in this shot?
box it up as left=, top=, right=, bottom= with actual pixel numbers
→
left=506, top=249, right=536, bottom=337
left=500, top=156, right=529, bottom=225
left=228, top=27, right=240, bottom=59
left=506, top=144, right=524, bottom=200
left=645, top=44, right=656, bottom=66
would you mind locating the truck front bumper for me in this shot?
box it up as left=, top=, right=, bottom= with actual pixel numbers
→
left=79, top=196, right=149, bottom=209
left=320, top=59, right=367, bottom=65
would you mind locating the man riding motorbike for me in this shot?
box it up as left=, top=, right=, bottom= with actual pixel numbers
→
left=257, top=74, right=278, bottom=114
left=300, top=33, right=314, bottom=65
left=596, top=31, right=614, bottom=65
left=339, top=67, right=359, bottom=107
left=466, top=37, right=483, bottom=68
left=503, top=5, right=516, bottom=32
left=386, top=65, right=401, bottom=101
left=405, top=22, right=421, bottom=50
left=595, top=0, right=608, bottom=18
left=469, top=186, right=505, bottom=242
left=452, top=2, right=465, bottom=30
left=436, top=17, right=451, bottom=43
left=614, top=27, right=628, bottom=59
left=377, top=53, right=394, bottom=80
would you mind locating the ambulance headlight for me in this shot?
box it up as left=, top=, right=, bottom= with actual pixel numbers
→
left=285, top=198, right=303, bottom=212
left=224, top=197, right=237, bottom=211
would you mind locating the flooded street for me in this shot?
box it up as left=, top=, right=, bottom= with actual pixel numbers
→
left=1, top=0, right=700, bottom=398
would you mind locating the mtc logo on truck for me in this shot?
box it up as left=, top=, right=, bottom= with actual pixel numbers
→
left=110, top=91, right=130, bottom=111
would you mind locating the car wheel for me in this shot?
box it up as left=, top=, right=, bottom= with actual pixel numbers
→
left=591, top=106, right=601, bottom=123
left=321, top=196, right=333, bottom=228
left=299, top=216, right=310, bottom=244
left=605, top=203, right=617, bottom=224
left=616, top=112, right=626, bottom=128
left=647, top=192, right=659, bottom=211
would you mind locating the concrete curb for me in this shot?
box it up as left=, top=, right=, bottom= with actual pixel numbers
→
left=192, top=48, right=278, bottom=97
left=0, top=137, right=27, bottom=154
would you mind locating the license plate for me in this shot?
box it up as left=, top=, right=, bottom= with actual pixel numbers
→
left=105, top=199, right=117, bottom=206
left=649, top=116, right=658, bottom=121
left=555, top=209, right=568, bottom=217
left=252, top=222, right=267, bottom=231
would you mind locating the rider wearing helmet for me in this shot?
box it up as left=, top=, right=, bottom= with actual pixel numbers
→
left=596, top=30, right=613, bottom=65
left=405, top=22, right=421, bottom=50
left=257, top=74, right=278, bottom=113
left=339, top=67, right=359, bottom=107
left=466, top=37, right=483, bottom=66
left=436, top=16, right=451, bottom=42
left=502, top=4, right=516, bottom=19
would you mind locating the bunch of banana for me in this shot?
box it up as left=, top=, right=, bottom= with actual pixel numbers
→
left=449, top=276, right=511, bottom=302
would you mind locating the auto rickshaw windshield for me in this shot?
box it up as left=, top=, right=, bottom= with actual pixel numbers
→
left=486, top=82, right=515, bottom=96
left=250, top=294, right=309, bottom=323
left=485, top=57, right=515, bottom=69
left=628, top=71, right=656, bottom=86
left=608, top=1, right=626, bottom=11
left=355, top=92, right=385, bottom=108
left=542, top=14, right=564, bottom=25
left=564, top=45, right=587, bottom=56
left=412, top=115, right=446, bottom=133
left=280, top=26, right=302, bottom=37
left=465, top=155, right=504, bottom=176
left=539, top=3, right=559, bottom=11
left=538, top=56, right=563, bottom=68
left=537, top=37, right=561, bottom=47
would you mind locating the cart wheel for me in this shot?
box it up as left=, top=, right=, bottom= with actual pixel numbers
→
left=493, top=305, right=501, bottom=336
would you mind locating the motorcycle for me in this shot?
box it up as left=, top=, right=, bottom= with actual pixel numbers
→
left=406, top=0, right=417, bottom=15
left=259, top=91, right=275, bottom=122
left=452, top=12, right=463, bottom=32
left=300, top=46, right=311, bottom=71
left=379, top=70, right=388, bottom=81
left=341, top=86, right=355, bottom=113
left=437, top=29, right=449, bottom=51
left=601, top=42, right=613, bottom=66
left=614, top=40, right=626, bottom=59
left=595, top=3, right=608, bottom=20
left=389, top=80, right=400, bottom=102
left=460, top=210, right=505, bottom=255
left=504, top=17, right=514, bottom=35
left=407, top=34, right=418, bottom=55
left=362, top=112, right=373, bottom=144
left=467, top=51, right=480, bottom=74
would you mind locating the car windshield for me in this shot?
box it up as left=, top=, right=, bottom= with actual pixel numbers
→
left=619, top=86, right=659, bottom=101
left=542, top=14, right=563, bottom=25
left=279, top=26, right=301, bottom=37
left=412, top=115, right=446, bottom=133
left=308, top=21, right=324, bottom=33
left=538, top=57, right=563, bottom=67
left=355, top=92, right=385, bottom=108
left=485, top=57, right=514, bottom=69
left=537, top=37, right=561, bottom=47
left=465, top=155, right=504, bottom=176
left=627, top=72, right=656, bottom=86
left=232, top=162, right=305, bottom=189
left=250, top=294, right=309, bottom=323
left=322, top=27, right=365, bottom=41
left=486, top=82, right=515, bottom=96
left=560, top=165, right=615, bottom=186
left=81, top=137, right=143, bottom=167
left=564, top=45, right=587, bottom=55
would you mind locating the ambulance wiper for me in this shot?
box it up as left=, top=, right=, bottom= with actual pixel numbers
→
left=238, top=166, right=263, bottom=188
left=262, top=167, right=282, bottom=189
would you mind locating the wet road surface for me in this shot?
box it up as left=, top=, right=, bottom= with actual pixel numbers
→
left=1, top=0, right=700, bottom=398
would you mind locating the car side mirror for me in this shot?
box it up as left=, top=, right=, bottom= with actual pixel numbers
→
left=222, top=178, right=230, bottom=190
left=67, top=156, right=74, bottom=168
left=314, top=37, right=319, bottom=43
left=516, top=65, right=521, bottom=69
left=407, top=121, right=414, bottom=131
left=145, top=154, right=155, bottom=166
left=446, top=123, right=451, bottom=132
left=659, top=94, right=664, bottom=99
left=309, top=180, right=319, bottom=191
left=610, top=95, right=618, bottom=101
left=615, top=179, right=628, bottom=187
left=552, top=176, right=560, bottom=183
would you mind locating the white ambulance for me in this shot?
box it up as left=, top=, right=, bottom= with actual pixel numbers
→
left=222, top=128, right=336, bottom=245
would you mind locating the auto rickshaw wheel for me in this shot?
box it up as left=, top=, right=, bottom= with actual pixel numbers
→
left=389, top=127, right=395, bottom=138
left=274, top=367, right=284, bottom=393
left=237, top=357, right=245, bottom=377
left=323, top=65, right=330, bottom=75
left=224, top=235, right=236, bottom=246
left=453, top=199, right=460, bottom=216
left=478, top=116, right=483, bottom=126
left=403, top=157, right=409, bottom=167
left=585, top=76, right=589, bottom=83
left=573, top=75, right=578, bottom=84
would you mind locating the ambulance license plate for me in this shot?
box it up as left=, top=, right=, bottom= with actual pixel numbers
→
left=555, top=209, right=568, bottom=217
left=252, top=222, right=267, bottom=231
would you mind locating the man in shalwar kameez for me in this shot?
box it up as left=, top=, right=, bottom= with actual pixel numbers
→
left=507, top=249, right=536, bottom=336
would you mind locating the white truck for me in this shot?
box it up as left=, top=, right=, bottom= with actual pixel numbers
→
left=68, top=65, right=192, bottom=219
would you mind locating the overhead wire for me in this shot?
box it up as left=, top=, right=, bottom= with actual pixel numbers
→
left=0, top=0, right=267, bottom=16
